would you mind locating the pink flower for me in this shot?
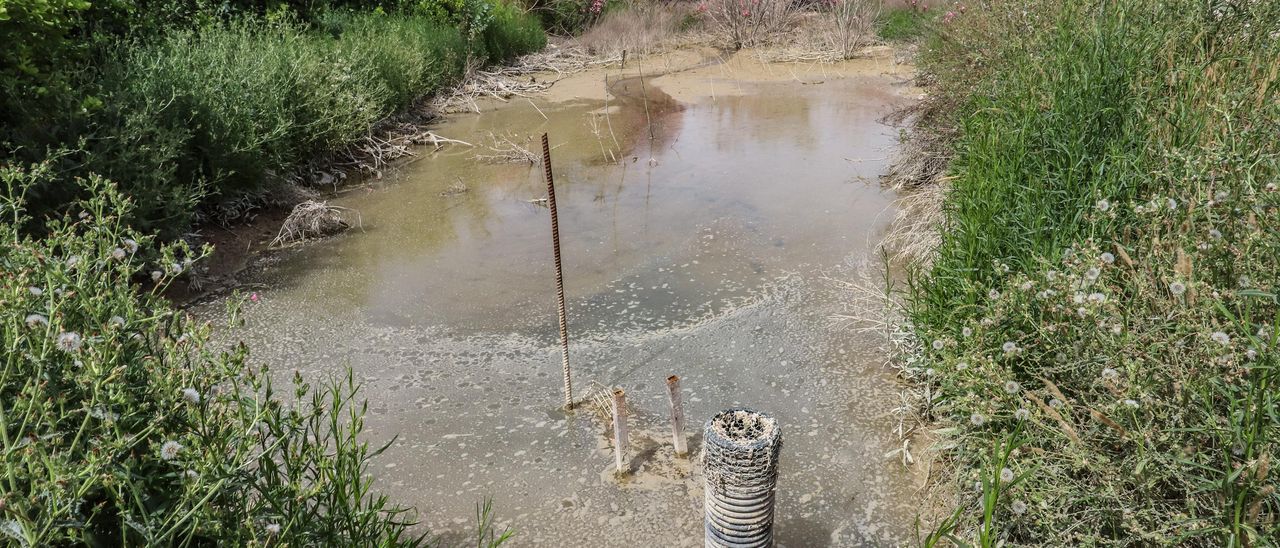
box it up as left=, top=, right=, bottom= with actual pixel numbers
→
left=250, top=292, right=260, bottom=303
left=944, top=10, right=956, bottom=22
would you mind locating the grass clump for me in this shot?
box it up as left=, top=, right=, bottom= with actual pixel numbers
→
left=899, top=0, right=1280, bottom=544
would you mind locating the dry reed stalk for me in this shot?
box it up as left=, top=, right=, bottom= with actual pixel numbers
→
left=270, top=200, right=357, bottom=247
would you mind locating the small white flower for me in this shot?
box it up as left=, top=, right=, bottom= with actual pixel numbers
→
left=123, top=239, right=139, bottom=254
left=925, top=368, right=936, bottom=377
left=999, top=467, right=1015, bottom=483
left=110, top=247, right=126, bottom=261
left=1011, top=500, right=1028, bottom=515
left=1239, top=276, right=1251, bottom=288
left=1101, top=368, right=1119, bottom=380
left=1088, top=292, right=1107, bottom=304
left=980, top=317, right=995, bottom=327
left=962, top=327, right=973, bottom=338
left=66, top=255, right=81, bottom=269
left=1049, top=398, right=1063, bottom=409
left=265, top=523, right=282, bottom=536
left=1169, top=281, right=1187, bottom=296
left=1267, top=182, right=1278, bottom=192
left=1208, top=228, right=1222, bottom=240
left=28, top=287, right=43, bottom=297
left=1245, top=349, right=1257, bottom=360
left=1100, top=252, right=1115, bottom=264
left=932, top=339, right=945, bottom=351
left=970, top=413, right=986, bottom=427
left=1085, top=267, right=1101, bottom=280
left=1073, top=292, right=1086, bottom=304
left=181, top=388, right=201, bottom=405
left=151, top=270, right=163, bottom=282
left=1014, top=408, right=1030, bottom=420
left=1167, top=198, right=1178, bottom=210
left=1077, top=306, right=1090, bottom=318
left=1004, top=381, right=1021, bottom=394
left=1046, top=270, right=1059, bottom=281
left=1019, top=280, right=1034, bottom=291
left=1211, top=331, right=1231, bottom=345
left=170, top=262, right=184, bottom=275
left=988, top=289, right=1001, bottom=300
left=160, top=440, right=183, bottom=461
left=1123, top=399, right=1140, bottom=409
left=1002, top=341, right=1019, bottom=355
left=1215, top=190, right=1229, bottom=201
left=1096, top=199, right=1111, bottom=212
left=56, top=331, right=82, bottom=353
left=185, top=469, right=200, bottom=480
left=25, top=314, right=49, bottom=328
left=956, top=361, right=969, bottom=371
left=109, top=316, right=125, bottom=327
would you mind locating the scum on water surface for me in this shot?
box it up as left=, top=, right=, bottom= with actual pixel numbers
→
left=197, top=48, right=926, bottom=546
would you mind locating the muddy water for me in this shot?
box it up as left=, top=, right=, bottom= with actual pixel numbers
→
left=200, top=51, right=922, bottom=546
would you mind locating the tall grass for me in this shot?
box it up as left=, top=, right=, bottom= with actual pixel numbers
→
left=901, top=0, right=1280, bottom=544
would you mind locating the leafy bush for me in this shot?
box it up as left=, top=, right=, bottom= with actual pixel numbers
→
left=0, top=163, right=425, bottom=545
left=3, top=2, right=545, bottom=239
left=74, top=13, right=475, bottom=237
left=903, top=0, right=1280, bottom=544
left=478, top=1, right=547, bottom=63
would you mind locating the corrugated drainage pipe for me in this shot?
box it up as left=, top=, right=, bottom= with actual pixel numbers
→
left=703, top=408, right=782, bottom=548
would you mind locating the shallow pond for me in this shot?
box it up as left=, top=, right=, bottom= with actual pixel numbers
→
left=199, top=49, right=922, bottom=546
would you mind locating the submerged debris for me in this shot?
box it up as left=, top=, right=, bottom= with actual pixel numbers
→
left=432, top=45, right=621, bottom=114
left=475, top=133, right=540, bottom=165
left=271, top=200, right=355, bottom=247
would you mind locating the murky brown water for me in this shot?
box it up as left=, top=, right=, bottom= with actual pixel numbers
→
left=199, top=51, right=922, bottom=546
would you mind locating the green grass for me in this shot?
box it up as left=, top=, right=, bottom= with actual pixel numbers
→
left=878, top=8, right=930, bottom=42
left=900, top=0, right=1280, bottom=544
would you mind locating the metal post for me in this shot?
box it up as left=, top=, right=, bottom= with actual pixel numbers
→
left=703, top=408, right=782, bottom=548
left=611, top=389, right=629, bottom=475
left=666, top=375, right=688, bottom=456
left=541, top=133, right=573, bottom=409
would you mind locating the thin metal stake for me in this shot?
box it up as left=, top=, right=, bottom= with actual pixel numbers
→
left=542, top=133, right=573, bottom=409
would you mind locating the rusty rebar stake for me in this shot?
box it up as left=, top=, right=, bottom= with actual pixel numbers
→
left=542, top=133, right=573, bottom=409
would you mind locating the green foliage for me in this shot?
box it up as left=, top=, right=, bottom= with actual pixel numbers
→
left=906, top=0, right=1280, bottom=544
left=0, top=164, right=423, bottom=545
left=479, top=1, right=546, bottom=63
left=876, top=7, right=928, bottom=41
left=2, top=1, right=545, bottom=239
left=534, top=0, right=591, bottom=35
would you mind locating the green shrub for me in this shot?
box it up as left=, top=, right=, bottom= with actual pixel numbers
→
left=0, top=163, right=423, bottom=545
left=906, top=0, right=1280, bottom=544
left=79, top=13, right=479, bottom=237
left=479, top=2, right=546, bottom=63
left=4, top=4, right=546, bottom=239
